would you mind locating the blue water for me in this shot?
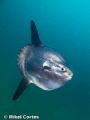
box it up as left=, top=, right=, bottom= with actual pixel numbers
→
left=0, top=0, right=90, bottom=120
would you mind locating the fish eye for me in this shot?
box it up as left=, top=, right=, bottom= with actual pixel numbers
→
left=60, top=67, right=66, bottom=72
left=43, top=66, right=51, bottom=70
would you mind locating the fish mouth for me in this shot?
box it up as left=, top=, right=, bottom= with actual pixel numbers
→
left=65, top=72, right=73, bottom=81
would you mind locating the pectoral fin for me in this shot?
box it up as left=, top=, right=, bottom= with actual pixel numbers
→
left=13, top=78, right=30, bottom=100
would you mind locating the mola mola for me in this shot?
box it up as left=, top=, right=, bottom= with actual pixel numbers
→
left=13, top=20, right=73, bottom=100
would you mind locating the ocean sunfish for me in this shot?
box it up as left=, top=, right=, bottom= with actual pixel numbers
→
left=13, top=20, right=73, bottom=100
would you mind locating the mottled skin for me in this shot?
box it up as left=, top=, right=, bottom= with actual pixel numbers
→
left=18, top=45, right=73, bottom=91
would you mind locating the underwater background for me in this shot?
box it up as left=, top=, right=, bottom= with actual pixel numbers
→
left=0, top=0, right=90, bottom=120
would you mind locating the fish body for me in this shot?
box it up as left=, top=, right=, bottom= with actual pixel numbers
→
left=13, top=20, right=73, bottom=100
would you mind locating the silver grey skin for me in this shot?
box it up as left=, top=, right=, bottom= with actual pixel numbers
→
left=13, top=20, right=73, bottom=100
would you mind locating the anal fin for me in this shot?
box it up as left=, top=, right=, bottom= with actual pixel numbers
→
left=13, top=78, right=30, bottom=100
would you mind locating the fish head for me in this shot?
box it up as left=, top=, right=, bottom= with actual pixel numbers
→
left=42, top=60, right=73, bottom=82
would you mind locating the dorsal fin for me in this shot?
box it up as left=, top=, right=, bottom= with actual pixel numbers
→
left=31, top=20, right=42, bottom=46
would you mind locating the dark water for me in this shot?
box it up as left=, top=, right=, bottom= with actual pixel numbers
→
left=0, top=0, right=90, bottom=120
